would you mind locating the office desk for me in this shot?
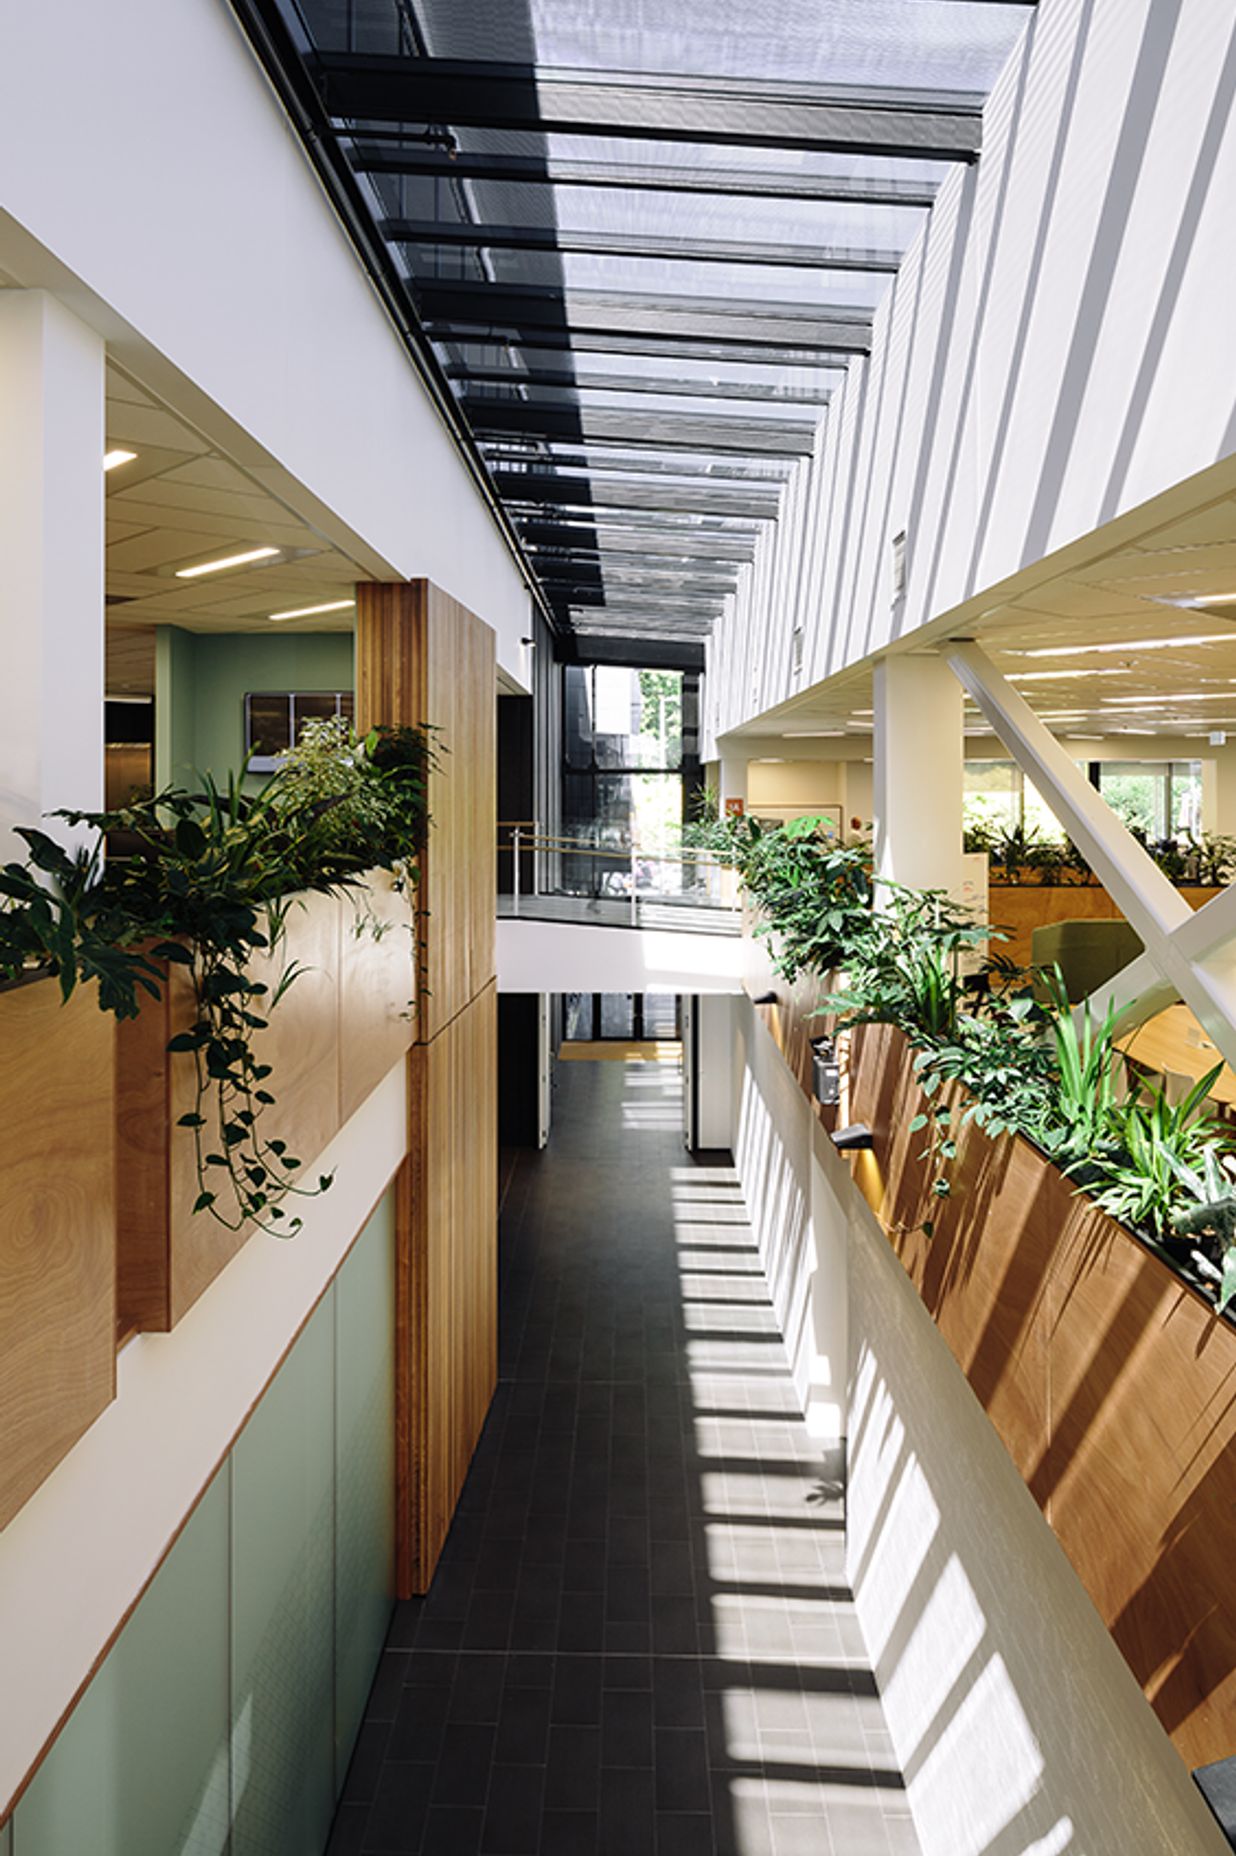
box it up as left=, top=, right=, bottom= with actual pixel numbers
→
left=1118, top=1004, right=1236, bottom=1109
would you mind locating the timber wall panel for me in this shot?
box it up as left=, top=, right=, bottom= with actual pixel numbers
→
left=400, top=983, right=498, bottom=1591
left=844, top=1018, right=1236, bottom=1769
left=0, top=980, right=116, bottom=1530
left=986, top=882, right=1220, bottom=969
left=357, top=581, right=499, bottom=1594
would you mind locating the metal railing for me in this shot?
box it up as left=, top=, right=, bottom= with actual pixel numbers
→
left=497, top=826, right=738, bottom=930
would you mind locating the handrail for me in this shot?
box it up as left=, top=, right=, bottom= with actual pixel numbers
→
left=499, top=828, right=726, bottom=865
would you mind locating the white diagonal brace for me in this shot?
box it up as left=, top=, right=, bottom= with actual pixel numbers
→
left=946, top=642, right=1236, bottom=1074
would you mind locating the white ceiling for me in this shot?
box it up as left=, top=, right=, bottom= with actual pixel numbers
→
left=734, top=481, right=1236, bottom=746
left=104, top=364, right=370, bottom=693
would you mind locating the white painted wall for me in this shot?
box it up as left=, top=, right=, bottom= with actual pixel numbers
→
left=497, top=917, right=745, bottom=995
left=730, top=995, right=1228, bottom=1856
left=705, top=0, right=1236, bottom=745
left=694, top=993, right=734, bottom=1150
left=730, top=994, right=848, bottom=1447
left=0, top=1062, right=407, bottom=1823
left=0, top=0, right=535, bottom=683
left=0, top=292, right=103, bottom=859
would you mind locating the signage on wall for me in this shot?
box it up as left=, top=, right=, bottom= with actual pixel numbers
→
left=724, top=797, right=745, bottom=817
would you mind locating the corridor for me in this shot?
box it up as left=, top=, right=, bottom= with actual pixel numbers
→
left=329, top=1058, right=919, bottom=1856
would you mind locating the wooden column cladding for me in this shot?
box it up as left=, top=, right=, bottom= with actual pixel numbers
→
left=356, top=581, right=498, bottom=1594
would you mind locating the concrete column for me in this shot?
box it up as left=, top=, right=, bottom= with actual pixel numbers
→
left=1206, top=745, right=1236, bottom=836
left=718, top=749, right=748, bottom=815
left=0, top=292, right=105, bottom=859
left=873, top=654, right=966, bottom=895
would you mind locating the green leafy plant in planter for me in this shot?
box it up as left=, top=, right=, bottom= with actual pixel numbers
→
left=1084, top=1072, right=1228, bottom=1248
left=0, top=721, right=434, bottom=1235
left=688, top=809, right=874, bottom=984
left=1167, top=1146, right=1236, bottom=1311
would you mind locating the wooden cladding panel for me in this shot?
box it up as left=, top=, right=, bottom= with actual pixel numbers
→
left=399, top=983, right=498, bottom=1593
left=355, top=581, right=497, bottom=1041
left=340, top=872, right=417, bottom=1124
left=0, top=980, right=116, bottom=1530
left=986, top=882, right=1220, bottom=969
left=845, top=1019, right=1236, bottom=1768
left=116, top=878, right=413, bottom=1333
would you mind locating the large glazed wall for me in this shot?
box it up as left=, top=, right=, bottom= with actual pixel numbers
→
left=706, top=0, right=1236, bottom=743
left=730, top=997, right=1228, bottom=1856
left=0, top=0, right=534, bottom=684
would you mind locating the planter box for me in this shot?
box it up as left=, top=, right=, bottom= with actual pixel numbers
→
left=0, top=977, right=116, bottom=1530
left=117, top=874, right=414, bottom=1332
left=846, top=1020, right=1236, bottom=1770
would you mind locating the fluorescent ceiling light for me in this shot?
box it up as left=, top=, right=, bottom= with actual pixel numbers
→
left=269, top=598, right=356, bottom=622
left=1103, top=691, right=1234, bottom=704
left=753, top=757, right=786, bottom=763
left=175, top=545, right=281, bottom=579
left=1113, top=726, right=1157, bottom=735
left=103, top=448, right=137, bottom=472
left=1192, top=593, right=1236, bottom=606
left=783, top=728, right=845, bottom=737
left=1010, top=668, right=1131, bottom=682
left=1009, top=633, right=1233, bottom=658
left=1034, top=711, right=1088, bottom=720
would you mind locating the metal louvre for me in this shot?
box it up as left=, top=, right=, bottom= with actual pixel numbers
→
left=233, top=0, right=1032, bottom=648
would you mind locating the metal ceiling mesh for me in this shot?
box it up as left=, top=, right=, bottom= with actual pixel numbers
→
left=286, top=0, right=1031, bottom=645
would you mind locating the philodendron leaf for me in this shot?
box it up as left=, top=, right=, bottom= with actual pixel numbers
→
left=193, top=1191, right=216, bottom=1214
left=1220, top=1246, right=1236, bottom=1315
left=908, top=1114, right=928, bottom=1134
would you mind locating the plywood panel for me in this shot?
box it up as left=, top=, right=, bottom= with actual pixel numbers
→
left=339, top=871, right=416, bottom=1125
left=0, top=978, right=116, bottom=1530
left=843, top=1017, right=1236, bottom=1769
left=399, top=983, right=498, bottom=1593
left=168, top=890, right=344, bottom=1323
left=119, top=884, right=410, bottom=1332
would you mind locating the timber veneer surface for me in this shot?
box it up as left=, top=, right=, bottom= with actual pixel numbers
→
left=845, top=1018, right=1236, bottom=1768
left=0, top=979, right=116, bottom=1530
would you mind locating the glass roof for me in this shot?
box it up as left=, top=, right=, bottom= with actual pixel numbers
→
left=280, top=0, right=1032, bottom=647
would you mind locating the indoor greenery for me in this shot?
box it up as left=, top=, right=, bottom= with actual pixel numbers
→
left=705, top=810, right=1236, bottom=1312
left=0, top=719, right=433, bottom=1235
left=963, top=818, right=1236, bottom=891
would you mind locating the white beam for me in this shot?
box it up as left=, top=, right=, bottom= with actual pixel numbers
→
left=946, top=641, right=1236, bottom=1074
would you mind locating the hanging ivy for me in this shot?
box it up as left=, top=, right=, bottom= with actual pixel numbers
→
left=0, top=720, right=434, bottom=1234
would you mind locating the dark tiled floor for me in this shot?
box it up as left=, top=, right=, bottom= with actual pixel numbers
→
left=330, top=1059, right=920, bottom=1856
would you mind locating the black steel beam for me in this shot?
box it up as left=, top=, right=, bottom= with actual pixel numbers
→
left=444, top=332, right=847, bottom=367
left=494, top=473, right=778, bottom=518
left=316, top=57, right=984, bottom=163
left=386, top=218, right=903, bottom=274
left=449, top=364, right=832, bottom=406
left=559, top=634, right=707, bottom=671
left=348, top=145, right=940, bottom=209
left=465, top=401, right=816, bottom=455
left=538, top=579, right=734, bottom=607
left=483, top=447, right=792, bottom=485
left=419, top=281, right=873, bottom=355
left=520, top=524, right=757, bottom=560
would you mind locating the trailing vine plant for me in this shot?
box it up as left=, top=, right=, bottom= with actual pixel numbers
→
left=0, top=721, right=434, bottom=1235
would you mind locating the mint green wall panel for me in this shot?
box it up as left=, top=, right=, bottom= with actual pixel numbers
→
left=155, top=624, right=199, bottom=791
left=230, top=1296, right=335, bottom=1855
left=334, top=1190, right=397, bottom=1790
left=13, top=1468, right=231, bottom=1856
left=2, top=1813, right=12, bottom=1853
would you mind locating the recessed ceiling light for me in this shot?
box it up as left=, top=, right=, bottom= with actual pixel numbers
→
left=754, top=757, right=786, bottom=764
left=103, top=448, right=137, bottom=472
left=268, top=598, right=356, bottom=622
left=175, top=545, right=281, bottom=579
left=1113, top=726, right=1157, bottom=735
left=1009, top=634, right=1233, bottom=658
left=783, top=728, right=845, bottom=737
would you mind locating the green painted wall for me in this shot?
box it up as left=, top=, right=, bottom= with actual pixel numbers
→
left=8, top=1190, right=396, bottom=1856
left=155, top=628, right=355, bottom=791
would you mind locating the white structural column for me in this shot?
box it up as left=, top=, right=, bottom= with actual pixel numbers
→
left=0, top=291, right=105, bottom=861
left=873, top=653, right=966, bottom=895
left=948, top=642, right=1236, bottom=1073
left=718, top=749, right=748, bottom=816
